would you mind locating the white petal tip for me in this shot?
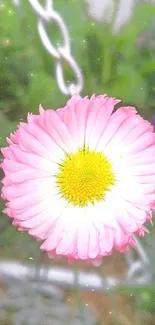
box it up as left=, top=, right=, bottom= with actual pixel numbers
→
left=39, top=104, right=44, bottom=114
left=91, top=258, right=103, bottom=267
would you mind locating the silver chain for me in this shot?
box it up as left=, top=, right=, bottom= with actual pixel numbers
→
left=29, top=0, right=84, bottom=95
left=13, top=0, right=84, bottom=95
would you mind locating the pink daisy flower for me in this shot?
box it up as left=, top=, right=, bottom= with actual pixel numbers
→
left=1, top=95, right=155, bottom=266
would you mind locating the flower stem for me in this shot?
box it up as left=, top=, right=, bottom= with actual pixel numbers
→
left=73, top=264, right=86, bottom=325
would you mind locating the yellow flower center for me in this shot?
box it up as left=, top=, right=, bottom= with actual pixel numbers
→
left=56, top=148, right=115, bottom=207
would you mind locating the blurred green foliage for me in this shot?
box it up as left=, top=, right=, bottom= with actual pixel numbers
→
left=1, top=0, right=155, bottom=140
left=1, top=0, right=155, bottom=319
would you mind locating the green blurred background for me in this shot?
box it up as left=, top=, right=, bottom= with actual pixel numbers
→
left=1, top=1, right=155, bottom=324
left=1, top=0, right=155, bottom=135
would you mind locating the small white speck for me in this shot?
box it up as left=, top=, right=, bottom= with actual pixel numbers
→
left=9, top=10, right=12, bottom=13
left=91, top=22, right=95, bottom=26
left=30, top=73, right=33, bottom=77
left=83, top=40, right=86, bottom=43
left=130, top=294, right=133, bottom=297
left=85, top=304, right=88, bottom=307
left=109, top=311, right=112, bottom=315
left=106, top=287, right=109, bottom=291
left=29, top=257, right=33, bottom=260
left=5, top=57, right=7, bottom=60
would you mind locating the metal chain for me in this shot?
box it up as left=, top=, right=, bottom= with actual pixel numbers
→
left=126, top=235, right=152, bottom=284
left=12, top=0, right=84, bottom=95
left=29, top=0, right=84, bottom=95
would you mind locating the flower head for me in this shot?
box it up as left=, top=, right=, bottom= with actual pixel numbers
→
left=1, top=94, right=155, bottom=266
left=85, top=0, right=135, bottom=33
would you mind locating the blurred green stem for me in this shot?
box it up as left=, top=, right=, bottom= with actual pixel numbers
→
left=101, top=29, right=112, bottom=86
left=101, top=0, right=119, bottom=86
left=73, top=264, right=86, bottom=325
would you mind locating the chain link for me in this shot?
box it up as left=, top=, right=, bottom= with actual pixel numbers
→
left=126, top=235, right=152, bottom=284
left=28, top=0, right=83, bottom=95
